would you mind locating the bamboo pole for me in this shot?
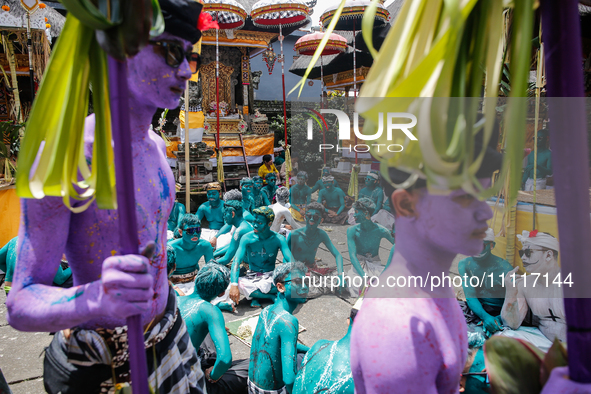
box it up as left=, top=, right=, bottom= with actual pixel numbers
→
left=1, top=33, right=23, bottom=123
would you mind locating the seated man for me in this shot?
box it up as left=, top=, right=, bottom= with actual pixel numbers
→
left=458, top=228, right=513, bottom=336
left=258, top=154, right=279, bottom=184
left=317, top=176, right=348, bottom=225
left=215, top=190, right=253, bottom=263
left=240, top=177, right=256, bottom=218
left=293, top=299, right=361, bottom=394
left=248, top=262, right=309, bottom=393
left=288, top=202, right=344, bottom=290
left=229, top=207, right=293, bottom=308
left=169, top=214, right=214, bottom=295
left=269, top=187, right=297, bottom=237
left=263, top=172, right=278, bottom=203
left=500, top=230, right=566, bottom=351
left=196, top=182, right=225, bottom=247
left=346, top=198, right=394, bottom=297
left=311, top=167, right=339, bottom=194
left=348, top=171, right=390, bottom=227
left=289, top=171, right=311, bottom=222
left=1, top=237, right=73, bottom=295
left=522, top=129, right=552, bottom=191
left=168, top=196, right=186, bottom=238
left=178, top=263, right=249, bottom=393
left=252, top=176, right=271, bottom=210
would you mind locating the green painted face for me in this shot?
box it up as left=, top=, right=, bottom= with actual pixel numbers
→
left=254, top=179, right=264, bottom=190
left=283, top=271, right=308, bottom=301
left=207, top=190, right=220, bottom=202
left=305, top=209, right=322, bottom=228
left=182, top=226, right=201, bottom=243
left=253, top=214, right=271, bottom=234
left=353, top=209, right=370, bottom=223
left=365, top=176, right=377, bottom=186
left=242, top=182, right=254, bottom=194
left=223, top=207, right=235, bottom=224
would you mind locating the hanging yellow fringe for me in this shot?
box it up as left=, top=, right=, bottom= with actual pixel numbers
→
left=285, top=146, right=292, bottom=190
left=348, top=164, right=360, bottom=201
left=216, top=150, right=224, bottom=183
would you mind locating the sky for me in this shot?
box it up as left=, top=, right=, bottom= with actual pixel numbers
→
left=310, top=0, right=396, bottom=28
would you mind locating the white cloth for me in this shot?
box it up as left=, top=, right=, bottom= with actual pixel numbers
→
left=346, top=255, right=383, bottom=298
left=211, top=285, right=235, bottom=307
left=216, top=227, right=235, bottom=250
left=347, top=208, right=395, bottom=232
left=371, top=209, right=395, bottom=232
left=201, top=229, right=219, bottom=243
left=174, top=281, right=195, bottom=296
left=496, top=326, right=554, bottom=352
left=179, top=125, right=205, bottom=143
left=269, top=203, right=297, bottom=233
left=524, top=177, right=547, bottom=191
left=238, top=271, right=274, bottom=300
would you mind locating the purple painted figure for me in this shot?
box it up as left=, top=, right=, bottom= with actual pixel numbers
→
left=6, top=1, right=208, bottom=392
left=350, top=120, right=503, bottom=394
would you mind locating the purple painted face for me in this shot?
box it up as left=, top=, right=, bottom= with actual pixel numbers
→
left=127, top=33, right=193, bottom=110
left=413, top=183, right=493, bottom=257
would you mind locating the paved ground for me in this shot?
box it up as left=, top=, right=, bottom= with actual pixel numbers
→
left=0, top=221, right=466, bottom=393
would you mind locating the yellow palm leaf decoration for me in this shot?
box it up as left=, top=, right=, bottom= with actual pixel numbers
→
left=295, top=0, right=535, bottom=203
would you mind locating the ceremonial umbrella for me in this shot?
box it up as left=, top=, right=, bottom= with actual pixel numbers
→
left=252, top=0, right=310, bottom=185
left=320, top=0, right=388, bottom=166
left=202, top=0, right=247, bottom=183
left=295, top=31, right=347, bottom=164
left=320, top=0, right=389, bottom=95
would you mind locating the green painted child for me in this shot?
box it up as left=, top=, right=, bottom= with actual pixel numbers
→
left=289, top=171, right=311, bottom=223
left=288, top=202, right=344, bottom=286
left=346, top=198, right=394, bottom=297
left=248, top=262, right=309, bottom=393
left=178, top=263, right=249, bottom=393
left=168, top=214, right=214, bottom=295
left=293, top=299, right=362, bottom=394
left=317, top=176, right=348, bottom=225
left=229, top=207, right=293, bottom=308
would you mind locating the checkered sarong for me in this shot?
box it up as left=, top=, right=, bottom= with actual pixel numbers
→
left=45, top=288, right=204, bottom=394
left=248, top=378, right=287, bottom=394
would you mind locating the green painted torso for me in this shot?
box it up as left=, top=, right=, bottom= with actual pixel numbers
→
left=249, top=304, right=297, bottom=390
left=169, top=238, right=213, bottom=275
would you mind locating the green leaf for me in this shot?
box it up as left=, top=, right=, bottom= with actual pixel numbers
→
left=540, top=339, right=568, bottom=386
left=60, top=0, right=118, bottom=30
left=484, top=336, right=544, bottom=394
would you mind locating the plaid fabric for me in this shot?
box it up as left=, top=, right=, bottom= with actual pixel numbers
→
left=257, top=10, right=305, bottom=20
left=211, top=11, right=243, bottom=26
left=180, top=103, right=203, bottom=113
left=46, top=288, right=204, bottom=394
left=247, top=378, right=287, bottom=394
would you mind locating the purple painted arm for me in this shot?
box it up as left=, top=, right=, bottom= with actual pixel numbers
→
left=6, top=196, right=153, bottom=332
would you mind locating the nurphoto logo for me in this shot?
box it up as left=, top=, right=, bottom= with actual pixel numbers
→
left=306, top=109, right=418, bottom=153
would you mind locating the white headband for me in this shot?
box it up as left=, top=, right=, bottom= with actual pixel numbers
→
left=517, top=230, right=559, bottom=252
